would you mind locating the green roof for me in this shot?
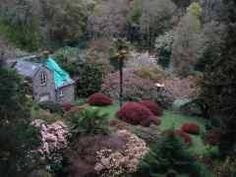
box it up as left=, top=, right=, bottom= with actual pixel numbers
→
left=45, top=57, right=74, bottom=89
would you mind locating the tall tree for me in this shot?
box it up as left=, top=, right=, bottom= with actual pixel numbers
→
left=0, top=68, right=39, bottom=177
left=139, top=0, right=176, bottom=48
left=87, top=0, right=130, bottom=39
left=201, top=0, right=236, bottom=156
left=171, top=2, right=203, bottom=76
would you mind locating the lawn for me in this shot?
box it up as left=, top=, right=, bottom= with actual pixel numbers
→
left=86, top=104, right=218, bottom=156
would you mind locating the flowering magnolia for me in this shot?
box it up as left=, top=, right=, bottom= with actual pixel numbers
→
left=126, top=51, right=157, bottom=68
left=163, top=76, right=201, bottom=100
left=101, top=68, right=174, bottom=107
left=94, top=130, right=149, bottom=177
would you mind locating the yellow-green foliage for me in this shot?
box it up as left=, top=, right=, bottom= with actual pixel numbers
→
left=128, top=0, right=142, bottom=24
left=187, top=2, right=202, bottom=18
left=134, top=66, right=169, bottom=82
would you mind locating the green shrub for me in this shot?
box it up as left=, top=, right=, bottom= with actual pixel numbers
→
left=68, top=108, right=110, bottom=136
left=38, top=101, right=64, bottom=115
left=0, top=122, right=40, bottom=177
left=136, top=130, right=202, bottom=177
left=77, top=64, right=103, bottom=97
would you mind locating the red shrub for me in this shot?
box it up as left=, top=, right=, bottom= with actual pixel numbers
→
left=117, top=102, right=159, bottom=127
left=62, top=103, right=75, bottom=112
left=175, top=130, right=192, bottom=145
left=88, top=92, right=113, bottom=106
left=181, top=123, right=200, bottom=135
left=205, top=129, right=221, bottom=145
left=138, top=100, right=163, bottom=116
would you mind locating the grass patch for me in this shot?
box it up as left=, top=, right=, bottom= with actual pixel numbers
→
left=159, top=111, right=207, bottom=132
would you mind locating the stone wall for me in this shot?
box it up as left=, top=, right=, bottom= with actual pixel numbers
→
left=33, top=67, right=56, bottom=102
left=56, top=84, right=75, bottom=104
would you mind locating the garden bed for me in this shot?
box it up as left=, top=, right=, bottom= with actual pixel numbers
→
left=86, top=104, right=218, bottom=156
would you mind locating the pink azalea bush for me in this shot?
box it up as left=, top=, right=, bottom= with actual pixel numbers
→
left=31, top=119, right=69, bottom=163
left=94, top=130, right=149, bottom=177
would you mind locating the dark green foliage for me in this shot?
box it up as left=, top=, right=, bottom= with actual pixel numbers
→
left=0, top=68, right=30, bottom=121
left=0, top=68, right=39, bottom=177
left=39, top=101, right=64, bottom=115
left=77, top=63, right=103, bottom=97
left=196, top=21, right=226, bottom=72
left=69, top=108, right=110, bottom=136
left=136, top=130, right=201, bottom=177
left=201, top=0, right=236, bottom=156
left=0, top=123, right=40, bottom=177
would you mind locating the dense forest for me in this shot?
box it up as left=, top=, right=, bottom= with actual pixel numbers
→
left=0, top=0, right=235, bottom=177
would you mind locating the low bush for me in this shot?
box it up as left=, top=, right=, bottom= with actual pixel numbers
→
left=205, top=128, right=221, bottom=146
left=38, top=101, right=64, bottom=115
left=68, top=108, right=110, bottom=136
left=109, top=119, right=162, bottom=145
left=175, top=130, right=192, bottom=146
left=138, top=100, right=163, bottom=116
left=31, top=119, right=69, bottom=171
left=181, top=123, right=200, bottom=135
left=66, top=134, right=125, bottom=177
left=62, top=103, right=75, bottom=112
left=95, top=130, right=149, bottom=177
left=33, top=109, right=62, bottom=123
left=88, top=92, right=113, bottom=106
left=131, top=125, right=162, bottom=145
left=117, top=102, right=160, bottom=127
left=66, top=130, right=149, bottom=177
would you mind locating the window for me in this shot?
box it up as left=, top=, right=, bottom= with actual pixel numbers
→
left=59, top=89, right=64, bottom=97
left=40, top=71, right=47, bottom=86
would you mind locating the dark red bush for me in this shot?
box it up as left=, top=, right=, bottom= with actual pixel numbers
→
left=62, top=103, right=75, bottom=112
left=138, top=100, right=163, bottom=116
left=88, top=92, right=113, bottom=106
left=181, top=123, right=200, bottom=135
left=175, top=130, right=192, bottom=145
left=205, top=128, right=221, bottom=145
left=117, top=102, right=159, bottom=127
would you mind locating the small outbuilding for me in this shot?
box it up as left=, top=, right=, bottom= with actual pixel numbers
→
left=9, top=55, right=75, bottom=104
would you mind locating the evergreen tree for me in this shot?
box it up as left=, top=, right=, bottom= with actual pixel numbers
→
left=0, top=68, right=39, bottom=177
left=137, top=131, right=201, bottom=176
left=201, top=0, right=236, bottom=156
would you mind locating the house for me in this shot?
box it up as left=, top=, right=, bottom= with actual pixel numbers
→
left=8, top=55, right=75, bottom=104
